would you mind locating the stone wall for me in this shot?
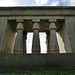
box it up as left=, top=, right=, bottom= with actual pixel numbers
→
left=0, top=17, right=7, bottom=53
left=0, top=54, right=75, bottom=68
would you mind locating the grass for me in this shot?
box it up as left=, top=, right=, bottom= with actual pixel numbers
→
left=0, top=68, right=75, bottom=75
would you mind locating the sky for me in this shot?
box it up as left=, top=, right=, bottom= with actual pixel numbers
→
left=0, top=0, right=75, bottom=53
left=0, top=0, right=75, bottom=6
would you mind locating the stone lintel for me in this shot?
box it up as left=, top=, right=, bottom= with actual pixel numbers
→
left=49, top=19, right=56, bottom=23
left=16, top=19, right=24, bottom=23
left=32, top=19, right=40, bottom=23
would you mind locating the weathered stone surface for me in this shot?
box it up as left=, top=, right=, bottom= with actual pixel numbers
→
left=0, top=7, right=75, bottom=16
left=32, top=20, right=41, bottom=53
left=58, top=21, right=72, bottom=53
left=49, top=20, right=59, bottom=53
left=65, top=17, right=75, bottom=53
left=0, top=54, right=75, bottom=68
left=2, top=22, right=15, bottom=53
left=0, top=17, right=7, bottom=53
left=0, top=7, right=75, bottom=68
left=14, top=21, right=24, bottom=53
left=0, top=7, right=75, bottom=53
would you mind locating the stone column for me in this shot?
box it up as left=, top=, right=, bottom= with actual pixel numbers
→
left=23, top=31, right=27, bottom=53
left=46, top=32, right=50, bottom=53
left=49, top=20, right=59, bottom=53
left=32, top=19, right=41, bottom=53
left=14, top=19, right=24, bottom=53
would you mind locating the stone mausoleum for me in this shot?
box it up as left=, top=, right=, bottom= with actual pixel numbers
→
left=0, top=7, right=75, bottom=68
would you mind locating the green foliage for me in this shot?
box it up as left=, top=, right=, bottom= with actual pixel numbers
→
left=0, top=68, right=75, bottom=75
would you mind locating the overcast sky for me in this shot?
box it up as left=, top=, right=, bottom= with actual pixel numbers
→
left=0, top=0, right=75, bottom=53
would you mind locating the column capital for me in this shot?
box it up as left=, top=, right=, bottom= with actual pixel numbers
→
left=33, top=23, right=40, bottom=30
left=16, top=22, right=24, bottom=30
left=32, top=20, right=40, bottom=30
left=32, top=19, right=40, bottom=23
left=16, top=19, right=24, bottom=23
left=49, top=20, right=56, bottom=30
left=49, top=19, right=56, bottom=23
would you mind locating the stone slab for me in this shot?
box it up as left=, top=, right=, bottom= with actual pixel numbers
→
left=0, top=7, right=75, bottom=16
left=0, top=53, right=75, bottom=68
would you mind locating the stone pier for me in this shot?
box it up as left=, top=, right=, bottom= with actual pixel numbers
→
left=32, top=19, right=41, bottom=53
left=14, top=20, right=24, bottom=53
left=49, top=20, right=59, bottom=53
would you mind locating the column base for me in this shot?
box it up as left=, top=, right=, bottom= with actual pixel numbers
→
left=14, top=50, right=23, bottom=53
left=50, top=50, right=59, bottom=53
left=32, top=50, right=40, bottom=54
left=14, top=52, right=23, bottom=54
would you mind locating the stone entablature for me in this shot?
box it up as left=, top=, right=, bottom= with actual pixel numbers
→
left=0, top=7, right=75, bottom=16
